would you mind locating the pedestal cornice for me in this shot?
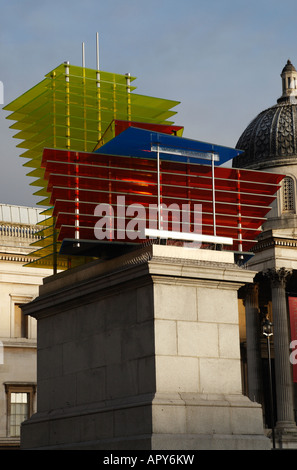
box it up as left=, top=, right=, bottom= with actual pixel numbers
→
left=23, top=246, right=257, bottom=320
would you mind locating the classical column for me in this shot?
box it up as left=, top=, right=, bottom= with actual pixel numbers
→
left=244, top=283, right=263, bottom=404
left=265, top=268, right=296, bottom=430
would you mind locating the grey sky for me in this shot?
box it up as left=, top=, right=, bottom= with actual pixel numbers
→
left=1, top=0, right=296, bottom=207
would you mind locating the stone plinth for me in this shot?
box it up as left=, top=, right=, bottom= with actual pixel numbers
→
left=21, top=245, right=270, bottom=450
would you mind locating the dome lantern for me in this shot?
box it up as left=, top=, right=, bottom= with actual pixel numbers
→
left=279, top=59, right=297, bottom=103
left=233, top=60, right=297, bottom=170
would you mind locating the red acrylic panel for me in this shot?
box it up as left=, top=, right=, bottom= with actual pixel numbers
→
left=41, top=147, right=283, bottom=253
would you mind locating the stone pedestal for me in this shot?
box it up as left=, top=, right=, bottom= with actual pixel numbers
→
left=21, top=245, right=270, bottom=450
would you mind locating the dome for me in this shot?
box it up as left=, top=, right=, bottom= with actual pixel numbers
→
left=282, top=59, right=296, bottom=73
left=233, top=60, right=297, bottom=170
left=233, top=103, right=297, bottom=169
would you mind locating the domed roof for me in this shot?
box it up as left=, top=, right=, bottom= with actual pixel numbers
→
left=282, top=59, right=296, bottom=74
left=233, top=60, right=297, bottom=170
left=233, top=103, right=297, bottom=169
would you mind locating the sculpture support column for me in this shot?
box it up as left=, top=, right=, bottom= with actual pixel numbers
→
left=265, top=268, right=296, bottom=429
left=245, top=283, right=263, bottom=405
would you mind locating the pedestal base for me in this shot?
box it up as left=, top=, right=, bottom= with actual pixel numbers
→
left=21, top=245, right=270, bottom=450
left=21, top=392, right=271, bottom=450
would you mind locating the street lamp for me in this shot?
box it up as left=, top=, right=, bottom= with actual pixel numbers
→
left=262, top=316, right=276, bottom=449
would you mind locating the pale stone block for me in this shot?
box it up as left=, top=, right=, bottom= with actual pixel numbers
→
left=150, top=433, right=270, bottom=450
left=152, top=404, right=186, bottom=434
left=186, top=405, right=231, bottom=434
left=51, top=309, right=77, bottom=344
left=104, top=291, right=138, bottom=329
left=36, top=377, right=51, bottom=412
left=138, top=356, right=156, bottom=394
left=219, top=324, right=240, bottom=358
left=155, top=320, right=177, bottom=355
left=150, top=244, right=235, bottom=266
left=231, top=408, right=264, bottom=435
left=199, top=358, right=242, bottom=394
left=38, top=344, right=63, bottom=380
left=137, top=285, right=154, bottom=322
left=114, top=405, right=152, bottom=438
left=76, top=367, right=106, bottom=405
left=154, top=284, right=197, bottom=321
left=89, top=331, right=121, bottom=369
left=21, top=420, right=50, bottom=449
left=106, top=360, right=138, bottom=400
left=80, top=411, right=114, bottom=441
left=75, top=302, right=105, bottom=339
left=62, top=332, right=109, bottom=373
left=99, top=329, right=122, bottom=365
left=156, top=356, right=199, bottom=393
left=197, top=287, right=238, bottom=323
left=48, top=373, right=77, bottom=409
left=121, top=321, right=155, bottom=361
left=63, top=337, right=100, bottom=374
left=177, top=321, right=218, bottom=357
left=37, top=315, right=54, bottom=349
left=49, top=415, right=81, bottom=447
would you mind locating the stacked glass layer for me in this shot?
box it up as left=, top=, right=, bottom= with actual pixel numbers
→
left=39, top=140, right=283, bottom=259
left=3, top=64, right=181, bottom=270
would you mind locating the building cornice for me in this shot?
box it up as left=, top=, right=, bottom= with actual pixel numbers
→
left=0, top=254, right=38, bottom=263
left=253, top=236, right=297, bottom=252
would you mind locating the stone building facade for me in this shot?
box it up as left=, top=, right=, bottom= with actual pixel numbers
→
left=0, top=204, right=48, bottom=449
left=233, top=60, right=297, bottom=448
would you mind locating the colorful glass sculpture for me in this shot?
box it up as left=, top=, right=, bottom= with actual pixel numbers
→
left=3, top=63, right=284, bottom=271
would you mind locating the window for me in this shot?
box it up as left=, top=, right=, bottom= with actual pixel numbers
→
left=5, top=384, right=36, bottom=437
left=9, top=294, right=35, bottom=339
left=9, top=392, right=29, bottom=437
left=282, top=176, right=295, bottom=213
left=14, top=304, right=28, bottom=338
left=288, top=77, right=292, bottom=88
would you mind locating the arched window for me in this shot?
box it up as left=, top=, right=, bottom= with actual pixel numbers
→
left=282, top=176, right=295, bottom=212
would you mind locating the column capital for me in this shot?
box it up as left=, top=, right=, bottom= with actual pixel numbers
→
left=264, top=267, right=292, bottom=288
left=241, top=282, right=259, bottom=306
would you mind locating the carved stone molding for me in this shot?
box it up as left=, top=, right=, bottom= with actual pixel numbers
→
left=241, top=282, right=259, bottom=306
left=263, top=267, right=292, bottom=288
left=253, top=237, right=297, bottom=253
